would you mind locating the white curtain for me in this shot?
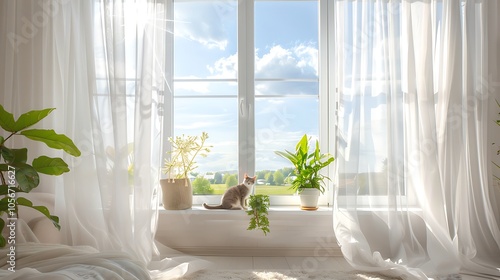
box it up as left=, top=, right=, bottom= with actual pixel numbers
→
left=0, top=0, right=206, bottom=279
left=333, top=0, right=500, bottom=279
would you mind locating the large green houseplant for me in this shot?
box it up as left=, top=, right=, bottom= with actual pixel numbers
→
left=0, top=105, right=81, bottom=247
left=161, top=132, right=211, bottom=210
left=275, top=134, right=334, bottom=210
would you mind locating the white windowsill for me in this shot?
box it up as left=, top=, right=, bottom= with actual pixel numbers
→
left=156, top=205, right=339, bottom=256
left=159, top=205, right=333, bottom=215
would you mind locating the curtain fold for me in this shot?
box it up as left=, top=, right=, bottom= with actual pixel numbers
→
left=333, top=1, right=500, bottom=279
left=1, top=0, right=207, bottom=278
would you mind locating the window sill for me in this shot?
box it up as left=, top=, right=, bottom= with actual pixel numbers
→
left=159, top=205, right=333, bottom=215
left=156, top=205, right=338, bottom=257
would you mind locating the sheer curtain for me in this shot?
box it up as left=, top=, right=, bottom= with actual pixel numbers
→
left=0, top=0, right=206, bottom=278
left=333, top=1, right=500, bottom=279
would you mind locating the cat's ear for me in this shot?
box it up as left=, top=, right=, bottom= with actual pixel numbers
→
left=252, top=176, right=256, bottom=180
left=244, top=173, right=248, bottom=178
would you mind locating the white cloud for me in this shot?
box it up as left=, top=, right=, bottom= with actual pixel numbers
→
left=255, top=44, right=318, bottom=79
left=174, top=2, right=235, bottom=50
left=175, top=43, right=318, bottom=95
left=207, top=54, right=237, bottom=78
left=205, top=43, right=319, bottom=80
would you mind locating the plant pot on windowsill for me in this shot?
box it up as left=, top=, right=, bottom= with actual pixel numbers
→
left=161, top=132, right=212, bottom=210
left=299, top=188, right=321, bottom=210
left=160, top=178, right=192, bottom=210
left=274, top=134, right=334, bottom=211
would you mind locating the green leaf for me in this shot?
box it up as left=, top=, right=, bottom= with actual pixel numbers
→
left=0, top=147, right=27, bottom=164
left=0, top=219, right=5, bottom=247
left=16, top=196, right=33, bottom=207
left=20, top=129, right=81, bottom=157
left=246, top=194, right=271, bottom=236
left=0, top=105, right=16, bottom=132
left=49, top=215, right=61, bottom=230
left=0, top=185, right=23, bottom=196
left=13, top=163, right=40, bottom=192
left=32, top=156, right=70, bottom=175
left=16, top=197, right=60, bottom=230
left=297, top=134, right=309, bottom=155
left=0, top=197, right=8, bottom=212
left=0, top=185, right=6, bottom=195
left=274, top=150, right=297, bottom=164
left=13, top=108, right=55, bottom=132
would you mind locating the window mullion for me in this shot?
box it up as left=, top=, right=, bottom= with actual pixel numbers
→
left=161, top=0, right=174, bottom=179
left=319, top=0, right=336, bottom=206
left=237, top=0, right=255, bottom=183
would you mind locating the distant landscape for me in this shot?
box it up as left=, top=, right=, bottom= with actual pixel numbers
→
left=205, top=184, right=296, bottom=195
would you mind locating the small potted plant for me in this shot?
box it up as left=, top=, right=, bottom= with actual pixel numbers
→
left=247, top=194, right=270, bottom=235
left=161, top=132, right=211, bottom=210
left=275, top=134, right=334, bottom=210
left=0, top=105, right=81, bottom=247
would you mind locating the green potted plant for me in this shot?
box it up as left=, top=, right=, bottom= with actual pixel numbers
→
left=247, top=194, right=270, bottom=235
left=0, top=105, right=81, bottom=247
left=275, top=134, right=334, bottom=210
left=161, top=132, right=211, bottom=210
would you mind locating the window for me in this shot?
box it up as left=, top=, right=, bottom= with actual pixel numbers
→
left=163, top=0, right=330, bottom=205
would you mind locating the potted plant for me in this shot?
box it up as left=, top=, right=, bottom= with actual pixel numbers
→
left=0, top=105, right=81, bottom=247
left=161, top=132, right=211, bottom=210
left=247, top=194, right=270, bottom=235
left=275, top=134, right=334, bottom=210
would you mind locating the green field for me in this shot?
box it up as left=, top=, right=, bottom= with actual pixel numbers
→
left=209, top=184, right=295, bottom=195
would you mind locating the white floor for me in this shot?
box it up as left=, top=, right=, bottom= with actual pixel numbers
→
left=196, top=256, right=353, bottom=271
left=194, top=256, right=496, bottom=280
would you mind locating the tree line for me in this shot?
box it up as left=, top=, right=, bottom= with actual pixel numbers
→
left=191, top=167, right=295, bottom=194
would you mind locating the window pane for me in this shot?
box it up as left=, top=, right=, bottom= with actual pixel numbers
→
left=254, top=1, right=319, bottom=196
left=173, top=0, right=238, bottom=196
left=255, top=1, right=318, bottom=81
left=173, top=98, right=238, bottom=195
left=174, top=0, right=237, bottom=79
left=254, top=97, right=319, bottom=195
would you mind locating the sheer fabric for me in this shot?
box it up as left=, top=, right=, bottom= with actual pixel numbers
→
left=0, top=0, right=207, bottom=278
left=333, top=1, right=500, bottom=279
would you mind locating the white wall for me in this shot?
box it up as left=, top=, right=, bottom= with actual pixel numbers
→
left=155, top=206, right=340, bottom=257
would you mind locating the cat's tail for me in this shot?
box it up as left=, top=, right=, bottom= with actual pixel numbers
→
left=202, top=203, right=225, bottom=209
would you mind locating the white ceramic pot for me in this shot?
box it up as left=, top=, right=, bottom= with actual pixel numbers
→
left=160, top=178, right=192, bottom=210
left=299, top=188, right=320, bottom=210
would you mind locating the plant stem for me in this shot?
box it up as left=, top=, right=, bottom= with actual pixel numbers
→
left=184, top=140, right=206, bottom=178
left=1, top=132, right=16, bottom=145
left=254, top=209, right=260, bottom=227
left=0, top=170, right=5, bottom=186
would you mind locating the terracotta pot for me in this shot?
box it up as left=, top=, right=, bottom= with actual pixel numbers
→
left=160, top=178, right=192, bottom=210
left=299, top=188, right=320, bottom=210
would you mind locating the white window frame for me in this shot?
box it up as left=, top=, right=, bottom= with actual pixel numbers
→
left=161, top=0, right=334, bottom=206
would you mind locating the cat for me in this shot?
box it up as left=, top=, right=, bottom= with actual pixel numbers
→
left=203, top=174, right=256, bottom=210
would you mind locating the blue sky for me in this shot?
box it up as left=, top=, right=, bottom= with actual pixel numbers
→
left=172, top=1, right=319, bottom=174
